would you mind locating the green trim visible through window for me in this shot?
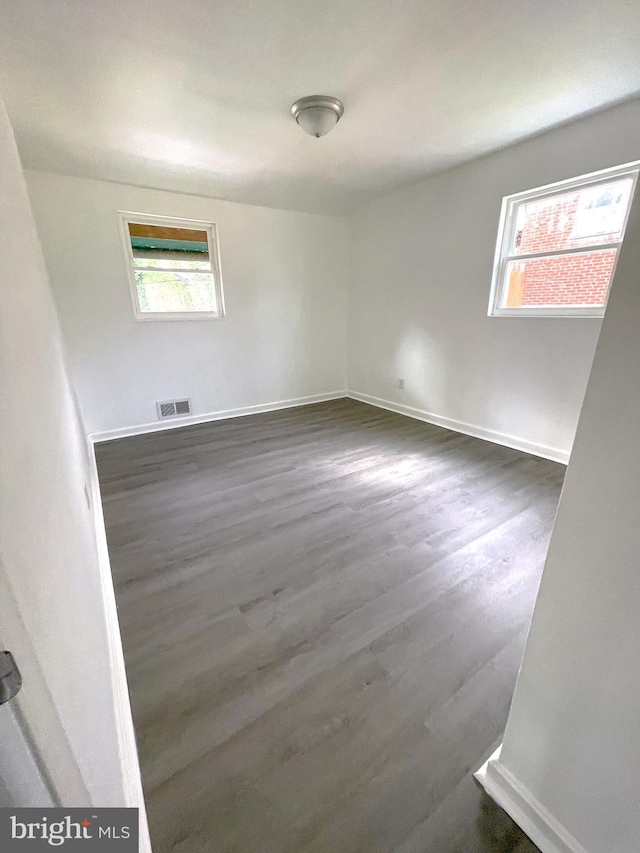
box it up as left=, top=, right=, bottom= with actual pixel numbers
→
left=130, top=236, right=209, bottom=254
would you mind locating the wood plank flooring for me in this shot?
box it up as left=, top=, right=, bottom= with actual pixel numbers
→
left=95, top=399, right=563, bottom=853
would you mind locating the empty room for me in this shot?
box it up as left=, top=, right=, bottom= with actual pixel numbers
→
left=1, top=3, right=640, bottom=853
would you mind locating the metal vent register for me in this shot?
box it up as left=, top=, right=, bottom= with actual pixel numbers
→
left=156, top=398, right=192, bottom=419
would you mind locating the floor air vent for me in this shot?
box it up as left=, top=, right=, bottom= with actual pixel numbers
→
left=156, top=399, right=192, bottom=420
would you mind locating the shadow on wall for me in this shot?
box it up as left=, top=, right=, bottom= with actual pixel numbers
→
left=393, top=324, right=451, bottom=415
left=393, top=323, right=495, bottom=433
left=392, top=320, right=573, bottom=453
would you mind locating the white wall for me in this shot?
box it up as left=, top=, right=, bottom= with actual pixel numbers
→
left=348, top=97, right=640, bottom=461
left=490, top=182, right=640, bottom=853
left=28, top=99, right=640, bottom=455
left=26, top=171, right=349, bottom=436
left=0, top=97, right=126, bottom=803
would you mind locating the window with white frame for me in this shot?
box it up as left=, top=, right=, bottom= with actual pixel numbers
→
left=119, top=213, right=224, bottom=320
left=488, top=163, right=638, bottom=317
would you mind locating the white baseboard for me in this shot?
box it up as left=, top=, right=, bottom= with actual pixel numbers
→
left=347, top=391, right=570, bottom=465
left=475, top=747, right=587, bottom=853
left=91, top=391, right=570, bottom=464
left=90, top=391, right=347, bottom=443
left=86, top=443, right=152, bottom=851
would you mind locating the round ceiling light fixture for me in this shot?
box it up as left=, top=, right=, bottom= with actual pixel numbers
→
left=291, top=95, right=344, bottom=138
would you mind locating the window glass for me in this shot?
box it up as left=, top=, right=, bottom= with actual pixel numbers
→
left=503, top=251, right=617, bottom=308
left=126, top=221, right=221, bottom=317
left=489, top=166, right=637, bottom=317
left=511, top=179, right=633, bottom=256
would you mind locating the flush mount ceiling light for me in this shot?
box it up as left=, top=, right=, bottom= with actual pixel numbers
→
left=291, top=95, right=344, bottom=138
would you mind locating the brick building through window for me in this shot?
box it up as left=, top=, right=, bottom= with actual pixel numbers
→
left=490, top=165, right=638, bottom=317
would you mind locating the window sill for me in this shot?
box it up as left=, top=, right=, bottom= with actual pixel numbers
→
left=489, top=306, right=605, bottom=319
left=133, top=312, right=225, bottom=322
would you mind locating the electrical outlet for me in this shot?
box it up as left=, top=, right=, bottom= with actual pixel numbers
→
left=398, top=378, right=405, bottom=390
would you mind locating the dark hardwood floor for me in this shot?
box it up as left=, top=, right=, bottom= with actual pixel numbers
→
left=96, top=399, right=562, bottom=852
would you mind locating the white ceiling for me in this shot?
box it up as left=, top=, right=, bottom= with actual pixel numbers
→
left=2, top=0, right=640, bottom=215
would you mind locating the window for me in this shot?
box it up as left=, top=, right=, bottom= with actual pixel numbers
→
left=488, top=163, right=638, bottom=317
left=119, top=213, right=224, bottom=320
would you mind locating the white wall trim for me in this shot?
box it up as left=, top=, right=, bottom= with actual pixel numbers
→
left=475, top=747, right=588, bottom=853
left=90, top=391, right=347, bottom=443
left=347, top=391, right=570, bottom=464
left=86, top=443, right=152, bottom=851
left=90, top=390, right=570, bottom=463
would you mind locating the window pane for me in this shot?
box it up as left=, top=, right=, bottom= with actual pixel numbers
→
left=502, top=249, right=617, bottom=308
left=133, top=256, right=211, bottom=271
left=128, top=222, right=210, bottom=266
left=512, top=179, right=633, bottom=255
left=135, top=271, right=217, bottom=313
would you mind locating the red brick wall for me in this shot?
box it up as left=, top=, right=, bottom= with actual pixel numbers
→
left=514, top=192, right=616, bottom=306
left=513, top=252, right=616, bottom=306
